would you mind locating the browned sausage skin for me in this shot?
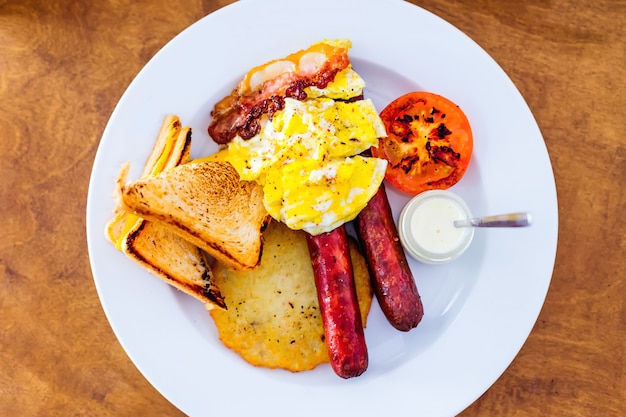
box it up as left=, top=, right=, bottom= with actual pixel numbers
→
left=306, top=226, right=368, bottom=378
left=355, top=182, right=424, bottom=331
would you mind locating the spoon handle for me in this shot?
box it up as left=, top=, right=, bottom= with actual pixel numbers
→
left=454, top=212, right=532, bottom=228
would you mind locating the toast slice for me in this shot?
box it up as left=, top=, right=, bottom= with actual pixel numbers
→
left=106, top=115, right=189, bottom=247
left=119, top=160, right=269, bottom=271
left=123, top=219, right=225, bottom=309
left=106, top=115, right=226, bottom=309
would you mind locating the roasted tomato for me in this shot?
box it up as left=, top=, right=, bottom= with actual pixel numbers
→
left=372, top=92, right=473, bottom=195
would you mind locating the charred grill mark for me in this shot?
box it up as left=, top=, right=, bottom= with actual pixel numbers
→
left=434, top=123, right=452, bottom=139
left=202, top=269, right=227, bottom=310
left=176, top=129, right=193, bottom=165
left=124, top=219, right=147, bottom=247
left=203, top=286, right=227, bottom=310
left=397, top=154, right=420, bottom=174
left=390, top=121, right=410, bottom=138
left=389, top=111, right=417, bottom=142
left=430, top=143, right=461, bottom=167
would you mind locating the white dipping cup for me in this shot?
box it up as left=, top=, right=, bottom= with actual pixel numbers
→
left=398, top=190, right=474, bottom=264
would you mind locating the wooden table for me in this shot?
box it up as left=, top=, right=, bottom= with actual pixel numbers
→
left=1, top=0, right=624, bottom=415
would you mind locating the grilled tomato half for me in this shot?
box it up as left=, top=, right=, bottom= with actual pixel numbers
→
left=372, top=92, right=473, bottom=195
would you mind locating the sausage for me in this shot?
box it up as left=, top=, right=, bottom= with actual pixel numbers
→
left=306, top=226, right=368, bottom=378
left=355, top=182, right=424, bottom=331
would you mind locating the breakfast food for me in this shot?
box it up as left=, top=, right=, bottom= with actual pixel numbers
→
left=106, top=116, right=191, bottom=250
left=355, top=181, right=424, bottom=331
left=225, top=97, right=388, bottom=235
left=306, top=227, right=368, bottom=378
left=209, top=221, right=373, bottom=372
left=209, top=39, right=354, bottom=144
left=118, top=160, right=270, bottom=271
left=105, top=39, right=468, bottom=379
left=206, top=39, right=390, bottom=377
left=372, top=91, right=473, bottom=194
left=106, top=116, right=225, bottom=308
left=210, top=39, right=388, bottom=236
left=123, top=220, right=225, bottom=308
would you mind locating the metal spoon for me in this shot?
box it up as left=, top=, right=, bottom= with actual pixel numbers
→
left=454, top=212, right=532, bottom=228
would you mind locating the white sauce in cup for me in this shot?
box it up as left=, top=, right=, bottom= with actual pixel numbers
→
left=399, top=190, right=474, bottom=264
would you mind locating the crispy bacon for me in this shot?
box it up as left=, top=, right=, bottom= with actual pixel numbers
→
left=208, top=41, right=351, bottom=145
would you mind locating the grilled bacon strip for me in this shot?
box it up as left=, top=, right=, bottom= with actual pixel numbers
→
left=208, top=42, right=351, bottom=145
left=355, top=182, right=424, bottom=331
left=306, top=226, right=368, bottom=378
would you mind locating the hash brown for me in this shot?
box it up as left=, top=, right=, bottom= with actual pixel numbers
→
left=209, top=221, right=373, bottom=372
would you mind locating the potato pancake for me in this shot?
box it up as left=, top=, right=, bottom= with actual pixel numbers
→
left=209, top=221, right=373, bottom=372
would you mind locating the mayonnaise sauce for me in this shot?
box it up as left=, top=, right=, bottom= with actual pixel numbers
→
left=409, top=197, right=467, bottom=254
left=398, top=190, right=474, bottom=264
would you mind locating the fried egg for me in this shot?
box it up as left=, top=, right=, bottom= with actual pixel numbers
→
left=225, top=64, right=387, bottom=235
left=263, top=155, right=386, bottom=234
left=305, top=66, right=366, bottom=100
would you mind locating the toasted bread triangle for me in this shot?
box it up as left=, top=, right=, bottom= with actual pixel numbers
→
left=122, top=219, right=226, bottom=309
left=106, top=116, right=227, bottom=309
left=120, top=160, right=269, bottom=271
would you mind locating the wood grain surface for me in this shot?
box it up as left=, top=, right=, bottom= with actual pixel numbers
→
left=1, top=0, right=624, bottom=415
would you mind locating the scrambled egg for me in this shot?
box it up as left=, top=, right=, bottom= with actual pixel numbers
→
left=225, top=67, right=387, bottom=235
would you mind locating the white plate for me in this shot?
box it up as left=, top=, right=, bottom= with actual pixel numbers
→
left=86, top=0, right=558, bottom=415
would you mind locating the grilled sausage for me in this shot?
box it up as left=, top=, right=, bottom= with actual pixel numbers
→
left=306, top=226, right=368, bottom=378
left=355, top=183, right=424, bottom=331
